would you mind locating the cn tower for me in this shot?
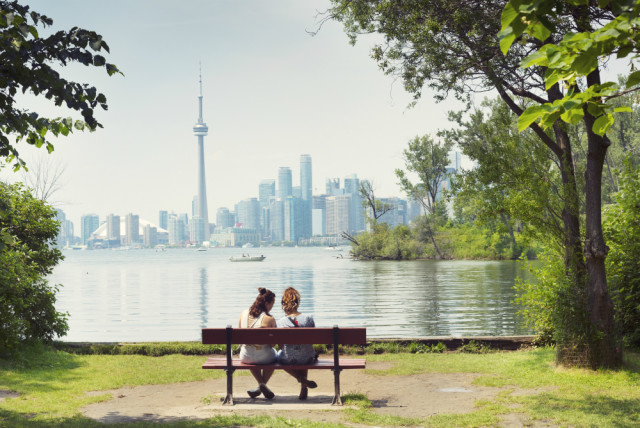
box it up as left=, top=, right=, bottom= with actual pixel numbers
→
left=193, top=69, right=209, bottom=233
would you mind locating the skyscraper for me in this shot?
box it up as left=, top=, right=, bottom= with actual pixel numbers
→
left=277, top=167, right=292, bottom=200
left=80, top=214, right=99, bottom=245
left=125, top=213, right=139, bottom=245
left=107, top=214, right=121, bottom=246
left=300, top=154, right=312, bottom=238
left=300, top=154, right=312, bottom=201
left=258, top=179, right=275, bottom=207
left=158, top=210, right=168, bottom=231
left=344, top=173, right=364, bottom=233
left=237, top=198, right=262, bottom=236
left=192, top=69, right=210, bottom=244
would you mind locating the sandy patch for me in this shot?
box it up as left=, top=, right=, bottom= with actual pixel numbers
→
left=0, top=390, right=19, bottom=402
left=81, top=360, right=514, bottom=424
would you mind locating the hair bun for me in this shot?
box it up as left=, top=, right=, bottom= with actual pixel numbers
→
left=258, top=287, right=266, bottom=295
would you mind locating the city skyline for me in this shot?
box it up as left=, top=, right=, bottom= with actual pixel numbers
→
left=1, top=0, right=472, bottom=228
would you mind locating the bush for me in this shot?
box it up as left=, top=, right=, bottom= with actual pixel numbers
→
left=0, top=183, right=68, bottom=352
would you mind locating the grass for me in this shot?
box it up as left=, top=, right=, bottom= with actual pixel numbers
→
left=1, top=343, right=639, bottom=427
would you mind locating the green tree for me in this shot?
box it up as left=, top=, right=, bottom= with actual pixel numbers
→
left=327, top=0, right=623, bottom=367
left=446, top=98, right=559, bottom=260
left=499, top=0, right=640, bottom=367
left=395, top=135, right=453, bottom=258
left=603, top=157, right=640, bottom=348
left=0, top=1, right=118, bottom=348
left=0, top=0, right=120, bottom=170
left=0, top=182, right=67, bottom=351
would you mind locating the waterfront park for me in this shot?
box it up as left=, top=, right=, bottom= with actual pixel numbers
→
left=2, top=1, right=640, bottom=427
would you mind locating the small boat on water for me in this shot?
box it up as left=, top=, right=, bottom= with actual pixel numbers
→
left=229, top=254, right=266, bottom=262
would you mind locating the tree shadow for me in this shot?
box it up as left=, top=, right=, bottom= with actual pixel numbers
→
left=0, top=345, right=84, bottom=394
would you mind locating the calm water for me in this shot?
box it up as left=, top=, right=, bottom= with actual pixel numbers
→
left=51, top=247, right=532, bottom=342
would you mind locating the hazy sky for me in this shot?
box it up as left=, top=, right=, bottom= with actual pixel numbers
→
left=3, top=0, right=469, bottom=227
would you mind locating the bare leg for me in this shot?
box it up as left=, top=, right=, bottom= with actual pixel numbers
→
left=261, top=368, right=275, bottom=384
left=284, top=369, right=304, bottom=382
left=249, top=368, right=264, bottom=384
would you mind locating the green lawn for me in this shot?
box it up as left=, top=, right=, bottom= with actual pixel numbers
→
left=1, top=343, right=638, bottom=427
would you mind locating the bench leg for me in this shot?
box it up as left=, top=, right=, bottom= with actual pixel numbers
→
left=331, top=368, right=343, bottom=406
left=223, top=368, right=235, bottom=405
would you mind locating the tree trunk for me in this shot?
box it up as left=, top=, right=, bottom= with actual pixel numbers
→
left=582, top=109, right=622, bottom=368
left=424, top=215, right=443, bottom=259
left=499, top=212, right=519, bottom=259
left=551, top=123, right=586, bottom=279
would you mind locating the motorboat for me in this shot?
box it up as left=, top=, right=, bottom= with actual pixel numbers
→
left=229, top=254, right=266, bottom=262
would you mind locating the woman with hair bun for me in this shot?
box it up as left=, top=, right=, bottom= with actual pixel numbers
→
left=238, top=287, right=277, bottom=399
left=277, top=287, right=317, bottom=400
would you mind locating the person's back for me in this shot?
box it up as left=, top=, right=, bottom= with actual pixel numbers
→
left=277, top=313, right=315, bottom=364
left=238, top=287, right=277, bottom=399
left=276, top=287, right=318, bottom=399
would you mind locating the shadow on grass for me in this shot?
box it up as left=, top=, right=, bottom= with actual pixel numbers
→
left=526, top=392, right=640, bottom=427
left=0, top=409, right=348, bottom=427
left=0, top=344, right=84, bottom=394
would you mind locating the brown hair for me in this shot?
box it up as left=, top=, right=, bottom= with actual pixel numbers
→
left=249, top=287, right=275, bottom=317
left=281, top=287, right=300, bottom=315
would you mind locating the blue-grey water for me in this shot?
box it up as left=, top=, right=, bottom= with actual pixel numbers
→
left=51, top=247, right=532, bottom=342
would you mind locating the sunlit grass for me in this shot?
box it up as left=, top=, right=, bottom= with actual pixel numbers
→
left=1, top=343, right=639, bottom=427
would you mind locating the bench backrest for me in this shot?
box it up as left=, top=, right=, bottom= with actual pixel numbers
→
left=202, top=327, right=366, bottom=345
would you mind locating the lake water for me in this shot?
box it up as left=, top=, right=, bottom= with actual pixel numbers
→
left=51, top=247, right=532, bottom=342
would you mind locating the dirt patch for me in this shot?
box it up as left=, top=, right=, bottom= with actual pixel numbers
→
left=0, top=390, right=19, bottom=402
left=81, top=360, right=523, bottom=424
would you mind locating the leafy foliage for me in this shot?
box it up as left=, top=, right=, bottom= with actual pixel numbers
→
left=603, top=157, right=640, bottom=348
left=500, top=0, right=637, bottom=135
left=0, top=0, right=120, bottom=170
left=0, top=182, right=67, bottom=351
left=351, top=222, right=423, bottom=260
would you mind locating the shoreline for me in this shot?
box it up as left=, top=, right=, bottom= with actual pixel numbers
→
left=55, top=335, right=536, bottom=352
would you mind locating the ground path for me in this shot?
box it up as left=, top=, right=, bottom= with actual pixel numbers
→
left=82, top=361, right=552, bottom=426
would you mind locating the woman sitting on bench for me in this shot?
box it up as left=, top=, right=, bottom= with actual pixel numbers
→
left=277, top=287, right=318, bottom=400
left=238, top=287, right=277, bottom=399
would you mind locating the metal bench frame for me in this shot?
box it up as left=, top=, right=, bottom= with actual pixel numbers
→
left=201, top=325, right=366, bottom=405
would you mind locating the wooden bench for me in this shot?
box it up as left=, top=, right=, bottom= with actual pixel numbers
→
left=202, top=325, right=366, bottom=405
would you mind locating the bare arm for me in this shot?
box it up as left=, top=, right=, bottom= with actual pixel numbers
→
left=263, top=315, right=276, bottom=346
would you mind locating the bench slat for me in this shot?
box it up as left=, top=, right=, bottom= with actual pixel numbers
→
left=202, top=327, right=366, bottom=345
left=202, top=357, right=366, bottom=370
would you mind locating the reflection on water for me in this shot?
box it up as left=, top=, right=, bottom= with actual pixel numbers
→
left=51, top=247, right=532, bottom=342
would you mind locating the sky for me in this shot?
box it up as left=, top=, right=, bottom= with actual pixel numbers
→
left=3, top=0, right=471, bottom=227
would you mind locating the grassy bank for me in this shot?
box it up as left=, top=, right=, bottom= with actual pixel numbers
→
left=1, top=343, right=638, bottom=427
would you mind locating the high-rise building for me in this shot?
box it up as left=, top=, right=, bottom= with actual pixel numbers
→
left=125, top=213, right=139, bottom=245
left=326, top=178, right=341, bottom=195
left=168, top=215, right=186, bottom=245
left=344, top=173, right=364, bottom=233
left=55, top=209, right=73, bottom=247
left=237, top=198, right=261, bottom=235
left=107, top=214, right=121, bottom=246
left=277, top=167, right=292, bottom=199
left=284, top=196, right=304, bottom=243
left=312, top=195, right=327, bottom=236
left=325, top=195, right=351, bottom=236
left=216, top=207, right=235, bottom=229
left=189, top=217, right=207, bottom=243
left=269, top=198, right=285, bottom=241
left=258, top=179, right=275, bottom=207
left=300, top=154, right=312, bottom=201
left=80, top=214, right=99, bottom=245
left=143, top=224, right=158, bottom=247
left=192, top=69, right=210, bottom=244
left=158, top=210, right=168, bottom=231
